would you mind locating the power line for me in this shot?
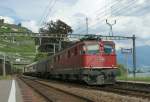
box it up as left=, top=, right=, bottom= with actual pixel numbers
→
left=95, top=0, right=122, bottom=15
left=40, top=0, right=58, bottom=26
left=95, top=0, right=137, bottom=21
left=89, top=0, right=138, bottom=29
left=76, top=0, right=126, bottom=33
left=112, top=0, right=138, bottom=16
left=39, top=0, right=54, bottom=26
left=86, top=17, right=88, bottom=34
left=43, top=0, right=57, bottom=24
left=114, top=1, right=147, bottom=16
left=95, top=0, right=123, bottom=18
left=76, top=0, right=138, bottom=33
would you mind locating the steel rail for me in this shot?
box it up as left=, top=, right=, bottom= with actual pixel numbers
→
left=22, top=76, right=150, bottom=100
left=20, top=76, right=94, bottom=102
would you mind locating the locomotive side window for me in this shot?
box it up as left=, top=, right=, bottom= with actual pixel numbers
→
left=54, top=57, right=57, bottom=62
left=104, top=45, right=113, bottom=54
left=68, top=50, right=71, bottom=58
left=86, top=44, right=99, bottom=54
left=74, top=47, right=78, bottom=55
left=80, top=50, right=86, bottom=54
left=58, top=55, right=60, bottom=61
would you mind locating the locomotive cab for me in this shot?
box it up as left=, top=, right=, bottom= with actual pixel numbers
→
left=81, top=40, right=117, bottom=85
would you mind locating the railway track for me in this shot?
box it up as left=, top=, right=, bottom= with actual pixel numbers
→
left=97, top=85, right=150, bottom=99
left=38, top=78, right=150, bottom=100
left=16, top=77, right=49, bottom=102
left=19, top=76, right=94, bottom=102
left=86, top=82, right=150, bottom=100
left=21, top=76, right=149, bottom=102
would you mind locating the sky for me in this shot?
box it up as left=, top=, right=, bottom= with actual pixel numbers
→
left=0, top=0, right=150, bottom=48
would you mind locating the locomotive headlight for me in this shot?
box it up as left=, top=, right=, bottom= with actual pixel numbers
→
left=83, top=45, right=87, bottom=51
left=112, top=49, right=114, bottom=52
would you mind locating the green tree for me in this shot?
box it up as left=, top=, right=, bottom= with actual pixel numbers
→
left=35, top=19, right=73, bottom=54
left=116, top=64, right=127, bottom=77
left=40, top=20, right=73, bottom=35
left=34, top=52, right=48, bottom=61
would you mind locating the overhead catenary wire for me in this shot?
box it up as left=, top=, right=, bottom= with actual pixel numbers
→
left=75, top=0, right=117, bottom=32
left=75, top=0, right=122, bottom=33
left=95, top=0, right=137, bottom=21
left=75, top=0, right=139, bottom=34
left=113, top=0, right=147, bottom=16
left=96, top=0, right=137, bottom=23
left=39, top=0, right=54, bottom=26
left=111, top=0, right=138, bottom=16
left=95, top=0, right=122, bottom=16
left=86, top=0, right=138, bottom=31
left=40, top=0, right=58, bottom=26
left=95, top=0, right=122, bottom=20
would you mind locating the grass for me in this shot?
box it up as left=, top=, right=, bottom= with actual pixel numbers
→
left=0, top=23, right=31, bottom=33
left=0, top=75, right=12, bottom=80
left=117, top=76, right=150, bottom=82
left=0, top=37, right=35, bottom=52
left=0, top=23, right=35, bottom=69
left=0, top=36, right=36, bottom=61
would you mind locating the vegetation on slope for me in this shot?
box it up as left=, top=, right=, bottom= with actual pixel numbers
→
left=0, top=23, right=31, bottom=33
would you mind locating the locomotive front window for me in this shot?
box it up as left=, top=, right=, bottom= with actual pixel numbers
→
left=86, top=44, right=99, bottom=54
left=104, top=45, right=113, bottom=54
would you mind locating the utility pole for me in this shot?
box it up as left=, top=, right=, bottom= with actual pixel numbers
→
left=38, top=33, right=42, bottom=54
left=39, top=37, right=42, bottom=45
left=3, top=53, right=6, bottom=77
left=132, top=35, right=136, bottom=79
left=53, top=43, right=56, bottom=55
left=58, top=41, right=62, bottom=51
left=86, top=17, right=88, bottom=34
left=106, top=19, right=116, bottom=36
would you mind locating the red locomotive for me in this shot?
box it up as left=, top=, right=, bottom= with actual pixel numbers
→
left=24, top=38, right=117, bottom=85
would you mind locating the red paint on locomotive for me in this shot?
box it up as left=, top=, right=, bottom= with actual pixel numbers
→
left=24, top=39, right=118, bottom=85
left=52, top=40, right=117, bottom=70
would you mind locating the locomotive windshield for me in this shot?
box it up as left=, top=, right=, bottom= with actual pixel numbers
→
left=104, top=45, right=113, bottom=54
left=86, top=44, right=99, bottom=54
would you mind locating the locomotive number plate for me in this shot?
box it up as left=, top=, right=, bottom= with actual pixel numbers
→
left=97, top=57, right=105, bottom=62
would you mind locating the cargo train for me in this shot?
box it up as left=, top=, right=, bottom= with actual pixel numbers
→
left=24, top=38, right=118, bottom=85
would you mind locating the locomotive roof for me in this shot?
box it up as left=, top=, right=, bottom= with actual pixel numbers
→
left=52, top=40, right=114, bottom=56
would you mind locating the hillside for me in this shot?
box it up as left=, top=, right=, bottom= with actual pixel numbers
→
left=0, top=23, right=31, bottom=32
left=0, top=22, right=36, bottom=66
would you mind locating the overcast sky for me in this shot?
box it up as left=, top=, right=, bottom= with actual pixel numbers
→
left=0, top=0, right=150, bottom=48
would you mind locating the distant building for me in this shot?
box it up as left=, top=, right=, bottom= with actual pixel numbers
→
left=0, top=59, right=12, bottom=75
left=18, top=23, right=22, bottom=27
left=0, top=19, right=4, bottom=24
left=12, top=28, right=18, bottom=32
left=1, top=26, right=8, bottom=29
